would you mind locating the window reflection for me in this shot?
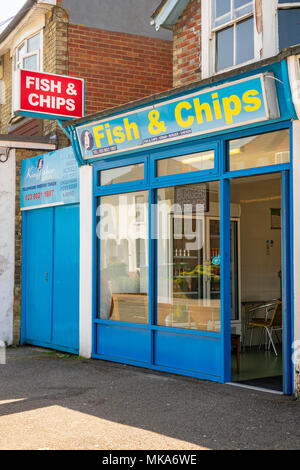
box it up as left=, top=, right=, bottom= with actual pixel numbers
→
left=229, top=129, right=290, bottom=171
left=156, top=182, right=221, bottom=332
left=156, top=150, right=215, bottom=177
left=98, top=191, right=148, bottom=324
left=236, top=17, right=254, bottom=64
left=100, top=163, right=144, bottom=186
left=217, top=26, right=234, bottom=71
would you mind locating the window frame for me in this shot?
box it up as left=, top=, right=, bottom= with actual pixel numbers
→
left=277, top=2, right=300, bottom=51
left=150, top=139, right=220, bottom=187
left=201, top=0, right=278, bottom=79
left=212, top=0, right=253, bottom=31
left=14, top=31, right=42, bottom=72
left=211, top=0, right=256, bottom=74
left=93, top=153, right=149, bottom=195
left=277, top=1, right=300, bottom=7
left=12, top=30, right=43, bottom=115
left=227, top=127, right=291, bottom=173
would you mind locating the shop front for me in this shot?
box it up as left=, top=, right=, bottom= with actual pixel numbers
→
left=67, top=59, right=296, bottom=394
left=20, top=147, right=80, bottom=354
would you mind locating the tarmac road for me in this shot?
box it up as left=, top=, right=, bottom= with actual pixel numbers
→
left=0, top=346, right=299, bottom=450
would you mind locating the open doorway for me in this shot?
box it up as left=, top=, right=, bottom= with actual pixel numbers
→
left=230, top=173, right=283, bottom=392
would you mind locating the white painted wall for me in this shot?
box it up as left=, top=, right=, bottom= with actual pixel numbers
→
left=79, top=164, right=93, bottom=358
left=231, top=177, right=282, bottom=302
left=0, top=149, right=15, bottom=345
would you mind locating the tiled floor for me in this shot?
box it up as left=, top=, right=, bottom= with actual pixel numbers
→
left=231, top=347, right=283, bottom=383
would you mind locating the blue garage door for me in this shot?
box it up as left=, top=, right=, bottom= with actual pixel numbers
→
left=22, top=203, right=79, bottom=354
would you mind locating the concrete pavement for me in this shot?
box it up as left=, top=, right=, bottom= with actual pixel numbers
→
left=0, top=346, right=299, bottom=450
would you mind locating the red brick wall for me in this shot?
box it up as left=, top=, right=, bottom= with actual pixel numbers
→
left=173, top=0, right=201, bottom=88
left=68, top=25, right=173, bottom=115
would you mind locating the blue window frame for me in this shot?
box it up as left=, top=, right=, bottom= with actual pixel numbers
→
left=150, top=140, right=220, bottom=186
left=92, top=120, right=293, bottom=392
left=94, top=153, right=149, bottom=195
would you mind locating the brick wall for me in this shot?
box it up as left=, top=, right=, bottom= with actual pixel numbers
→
left=0, top=51, right=13, bottom=134
left=1, top=4, right=173, bottom=137
left=68, top=25, right=173, bottom=115
left=43, top=5, right=70, bottom=148
left=173, top=0, right=201, bottom=88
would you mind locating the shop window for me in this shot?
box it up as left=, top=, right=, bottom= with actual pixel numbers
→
left=156, top=182, right=221, bottom=332
left=212, top=0, right=254, bottom=72
left=97, top=191, right=149, bottom=324
left=98, top=163, right=144, bottom=186
left=229, top=129, right=290, bottom=172
left=156, top=150, right=215, bottom=177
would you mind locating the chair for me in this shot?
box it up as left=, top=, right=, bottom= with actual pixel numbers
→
left=248, top=301, right=282, bottom=356
left=243, top=300, right=278, bottom=350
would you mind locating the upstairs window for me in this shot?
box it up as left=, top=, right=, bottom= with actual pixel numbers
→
left=277, top=1, right=300, bottom=51
left=12, top=31, right=42, bottom=114
left=212, top=0, right=254, bottom=72
left=14, top=32, right=42, bottom=72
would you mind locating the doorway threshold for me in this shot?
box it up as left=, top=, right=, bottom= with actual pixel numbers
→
left=226, top=381, right=283, bottom=395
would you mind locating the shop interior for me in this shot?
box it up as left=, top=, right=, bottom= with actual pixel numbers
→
left=230, top=172, right=283, bottom=392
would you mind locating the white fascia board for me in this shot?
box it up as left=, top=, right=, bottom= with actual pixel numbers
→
left=152, top=0, right=189, bottom=30
left=0, top=3, right=54, bottom=56
left=37, top=0, right=57, bottom=5
left=0, top=141, right=56, bottom=150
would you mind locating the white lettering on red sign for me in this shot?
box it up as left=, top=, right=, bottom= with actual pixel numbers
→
left=19, top=70, right=84, bottom=119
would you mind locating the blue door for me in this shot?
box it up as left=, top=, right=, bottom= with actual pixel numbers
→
left=23, top=208, right=53, bottom=343
left=22, top=204, right=79, bottom=354
left=52, top=204, right=79, bottom=352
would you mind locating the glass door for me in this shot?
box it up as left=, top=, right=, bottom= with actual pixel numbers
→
left=230, top=173, right=284, bottom=391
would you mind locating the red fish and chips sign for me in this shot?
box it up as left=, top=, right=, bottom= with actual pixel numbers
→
left=16, top=70, right=85, bottom=120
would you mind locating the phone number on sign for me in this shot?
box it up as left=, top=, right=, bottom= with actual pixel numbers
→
left=25, top=190, right=54, bottom=201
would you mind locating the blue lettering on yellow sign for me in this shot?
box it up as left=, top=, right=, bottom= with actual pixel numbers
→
left=76, top=75, right=277, bottom=159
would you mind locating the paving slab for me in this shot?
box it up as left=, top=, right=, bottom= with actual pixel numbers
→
left=0, top=346, right=299, bottom=450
